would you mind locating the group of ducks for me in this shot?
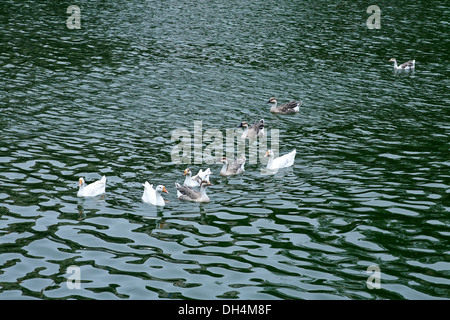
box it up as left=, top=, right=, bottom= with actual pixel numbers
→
left=77, top=55, right=414, bottom=206
left=77, top=97, right=300, bottom=206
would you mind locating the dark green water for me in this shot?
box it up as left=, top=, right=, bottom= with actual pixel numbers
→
left=0, top=0, right=449, bottom=299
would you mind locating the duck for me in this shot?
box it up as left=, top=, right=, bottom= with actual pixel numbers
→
left=218, top=155, right=246, bottom=176
left=264, top=149, right=296, bottom=170
left=267, top=97, right=302, bottom=114
left=142, top=181, right=169, bottom=206
left=389, top=58, right=415, bottom=70
left=77, top=175, right=106, bottom=197
left=175, top=180, right=213, bottom=203
left=183, top=168, right=212, bottom=187
left=238, top=119, right=265, bottom=140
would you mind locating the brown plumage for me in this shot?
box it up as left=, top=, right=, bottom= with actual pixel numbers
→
left=267, top=97, right=302, bottom=114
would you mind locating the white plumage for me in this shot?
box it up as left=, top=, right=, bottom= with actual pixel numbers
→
left=142, top=181, right=168, bottom=206
left=77, top=175, right=107, bottom=197
left=183, top=168, right=212, bottom=187
left=265, top=149, right=296, bottom=170
left=389, top=58, right=415, bottom=70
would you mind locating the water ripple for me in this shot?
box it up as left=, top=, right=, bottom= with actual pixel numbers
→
left=1, top=0, right=449, bottom=300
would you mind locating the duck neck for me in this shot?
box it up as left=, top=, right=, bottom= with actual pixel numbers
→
left=267, top=154, right=274, bottom=167
left=155, top=190, right=164, bottom=204
left=220, top=162, right=228, bottom=174
left=270, top=101, right=277, bottom=111
left=393, top=60, right=398, bottom=69
left=199, top=185, right=209, bottom=199
left=184, top=174, right=192, bottom=185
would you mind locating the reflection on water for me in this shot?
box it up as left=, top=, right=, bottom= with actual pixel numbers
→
left=0, top=0, right=449, bottom=299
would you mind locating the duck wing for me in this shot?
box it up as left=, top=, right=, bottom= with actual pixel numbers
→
left=273, top=150, right=296, bottom=168
left=84, top=176, right=106, bottom=196
left=191, top=171, right=203, bottom=186
left=246, top=121, right=259, bottom=138
left=176, top=182, right=201, bottom=200
left=142, top=182, right=157, bottom=204
left=228, top=156, right=246, bottom=173
left=279, top=101, right=302, bottom=113
left=198, top=168, right=212, bottom=182
left=400, top=60, right=415, bottom=69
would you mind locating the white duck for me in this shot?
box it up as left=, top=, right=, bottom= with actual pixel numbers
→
left=389, top=58, right=415, bottom=70
left=267, top=97, right=302, bottom=114
left=219, top=155, right=246, bottom=176
left=175, top=180, right=213, bottom=203
left=183, top=168, right=212, bottom=187
left=264, top=149, right=296, bottom=170
left=77, top=175, right=106, bottom=197
left=238, top=119, right=265, bottom=140
left=142, top=181, right=169, bottom=206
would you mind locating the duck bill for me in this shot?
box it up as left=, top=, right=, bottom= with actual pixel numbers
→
left=183, top=169, right=188, bottom=176
left=162, top=186, right=169, bottom=193
left=264, top=151, right=270, bottom=157
left=78, top=178, right=83, bottom=186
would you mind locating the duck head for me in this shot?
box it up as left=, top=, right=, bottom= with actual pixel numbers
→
left=200, top=180, right=213, bottom=187
left=156, top=185, right=169, bottom=193
left=264, top=150, right=274, bottom=157
left=218, top=157, right=229, bottom=164
left=267, top=97, right=277, bottom=104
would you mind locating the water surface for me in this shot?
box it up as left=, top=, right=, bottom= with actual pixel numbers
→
left=0, top=0, right=449, bottom=299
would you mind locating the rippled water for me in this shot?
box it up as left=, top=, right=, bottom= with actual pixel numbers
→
left=1, top=0, right=449, bottom=300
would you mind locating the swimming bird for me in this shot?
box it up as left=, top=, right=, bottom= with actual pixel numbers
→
left=238, top=119, right=265, bottom=140
left=175, top=180, right=213, bottom=203
left=218, top=155, right=246, bottom=176
left=389, top=58, right=415, bottom=70
left=183, top=168, right=212, bottom=187
left=264, top=149, right=296, bottom=170
left=77, top=175, right=106, bottom=197
left=142, top=182, right=169, bottom=206
left=267, top=97, right=302, bottom=114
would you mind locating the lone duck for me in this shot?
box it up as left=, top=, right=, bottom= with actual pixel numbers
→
left=238, top=119, right=265, bottom=140
left=175, top=180, right=213, bottom=203
left=264, top=149, right=296, bottom=170
left=142, top=182, right=169, bottom=206
left=267, top=97, right=302, bottom=114
left=77, top=175, right=106, bottom=197
left=389, top=58, right=415, bottom=70
left=219, top=156, right=246, bottom=176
